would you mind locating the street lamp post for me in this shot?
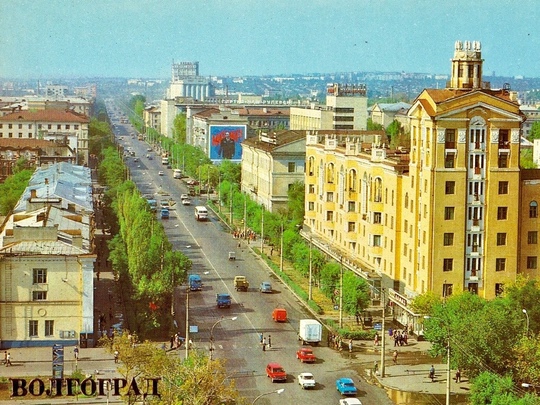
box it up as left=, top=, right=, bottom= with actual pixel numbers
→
left=280, top=222, right=284, bottom=272
left=523, top=308, right=530, bottom=336
left=424, top=316, right=451, bottom=405
left=308, top=236, right=313, bottom=301
left=380, top=288, right=386, bottom=378
left=209, top=316, right=237, bottom=361
left=339, top=257, right=343, bottom=329
left=252, top=388, right=284, bottom=404
left=260, top=206, right=264, bottom=252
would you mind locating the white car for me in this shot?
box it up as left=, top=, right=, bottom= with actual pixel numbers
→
left=180, top=194, right=189, bottom=200
left=339, top=399, right=363, bottom=405
left=298, top=372, right=316, bottom=389
left=182, top=198, right=191, bottom=206
left=158, top=171, right=164, bottom=176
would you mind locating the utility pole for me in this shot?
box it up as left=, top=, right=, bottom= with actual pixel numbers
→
left=185, top=288, right=189, bottom=358
left=243, top=193, right=247, bottom=236
left=380, top=288, right=386, bottom=377
left=229, top=182, right=233, bottom=226
left=308, top=237, right=313, bottom=301
left=260, top=207, right=264, bottom=252
left=339, top=257, right=343, bottom=328
left=280, top=223, right=284, bottom=272
left=446, top=338, right=451, bottom=405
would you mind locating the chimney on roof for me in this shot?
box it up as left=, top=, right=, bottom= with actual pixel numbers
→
left=30, top=189, right=37, bottom=199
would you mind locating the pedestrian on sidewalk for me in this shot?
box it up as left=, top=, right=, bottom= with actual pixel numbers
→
left=392, top=350, right=398, bottom=364
left=455, top=368, right=461, bottom=383
left=114, top=350, right=119, bottom=363
left=268, top=335, right=272, bottom=348
left=429, top=365, right=435, bottom=382
left=374, top=332, right=379, bottom=346
left=348, top=339, right=353, bottom=353
left=262, top=342, right=266, bottom=352
left=3, top=351, right=6, bottom=365
left=5, top=352, right=11, bottom=366
left=74, top=346, right=79, bottom=361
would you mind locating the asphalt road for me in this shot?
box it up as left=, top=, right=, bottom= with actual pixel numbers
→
left=108, top=106, right=394, bottom=405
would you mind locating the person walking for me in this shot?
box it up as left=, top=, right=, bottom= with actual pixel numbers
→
left=114, top=350, right=119, bottom=363
left=455, top=368, right=461, bottom=383
left=374, top=332, right=379, bottom=346
left=429, top=365, right=436, bottom=382
left=3, top=351, right=7, bottom=365
left=392, top=350, right=398, bottom=364
left=5, top=352, right=11, bottom=367
left=348, top=339, right=353, bottom=353
left=74, top=346, right=79, bottom=361
left=267, top=335, right=272, bottom=348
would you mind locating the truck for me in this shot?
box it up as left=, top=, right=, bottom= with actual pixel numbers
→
left=234, top=275, right=249, bottom=292
left=188, top=274, right=202, bottom=291
left=298, top=319, right=323, bottom=345
left=216, top=293, right=231, bottom=308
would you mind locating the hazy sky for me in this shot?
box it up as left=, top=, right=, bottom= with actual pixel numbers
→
left=1, top=0, right=539, bottom=79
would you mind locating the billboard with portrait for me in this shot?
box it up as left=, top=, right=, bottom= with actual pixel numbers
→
left=209, top=125, right=246, bottom=161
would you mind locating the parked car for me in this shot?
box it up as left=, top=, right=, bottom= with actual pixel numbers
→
left=180, top=194, right=189, bottom=200
left=298, top=372, right=316, bottom=389
left=266, top=362, right=287, bottom=382
left=181, top=198, right=191, bottom=206
left=339, top=399, right=363, bottom=405
left=147, top=147, right=152, bottom=152
left=336, top=378, right=357, bottom=396
left=296, top=347, right=316, bottom=363
left=158, top=171, right=164, bottom=176
left=259, top=281, right=272, bottom=293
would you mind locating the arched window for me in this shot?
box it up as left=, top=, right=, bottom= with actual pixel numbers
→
left=348, top=169, right=357, bottom=191
left=374, top=177, right=382, bottom=202
left=327, top=163, right=335, bottom=183
left=530, top=201, right=538, bottom=218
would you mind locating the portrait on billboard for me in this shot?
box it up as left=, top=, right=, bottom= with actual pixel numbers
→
left=209, top=125, right=246, bottom=161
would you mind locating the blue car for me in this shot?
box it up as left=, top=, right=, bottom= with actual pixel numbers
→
left=336, top=377, right=358, bottom=395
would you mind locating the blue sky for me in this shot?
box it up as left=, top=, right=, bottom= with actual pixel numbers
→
left=1, top=0, right=539, bottom=79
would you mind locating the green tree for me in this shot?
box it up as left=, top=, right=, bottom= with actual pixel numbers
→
left=505, top=278, right=540, bottom=335
left=521, top=149, right=537, bottom=168
left=512, top=336, right=540, bottom=388
left=172, top=113, right=187, bottom=144
left=529, top=121, right=540, bottom=140
left=367, top=118, right=383, bottom=131
left=0, top=169, right=33, bottom=215
left=341, top=271, right=371, bottom=316
left=287, top=181, right=305, bottom=225
left=409, top=291, right=442, bottom=315
left=469, top=372, right=540, bottom=405
left=129, top=94, right=146, bottom=117
left=386, top=119, right=401, bottom=143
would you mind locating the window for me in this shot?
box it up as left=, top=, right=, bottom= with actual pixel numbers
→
left=444, top=154, right=455, bottom=168
left=445, top=181, right=455, bottom=194
left=326, top=192, right=334, bottom=202
left=74, top=125, right=79, bottom=130
left=496, top=233, right=507, bottom=246
left=530, top=201, right=538, bottom=218
left=527, top=256, right=538, bottom=269
left=373, top=235, right=381, bottom=247
left=348, top=201, right=355, bottom=212
left=348, top=222, right=355, bottom=232
left=496, top=258, right=506, bottom=272
left=498, top=181, right=509, bottom=194
left=373, top=212, right=382, bottom=224
left=444, top=207, right=455, bottom=220
left=498, top=154, right=508, bottom=168
left=326, top=211, right=333, bottom=221
left=29, top=320, right=38, bottom=337
left=47, top=124, right=51, bottom=129
left=528, top=231, right=538, bottom=244
left=45, top=320, right=54, bottom=337
left=445, top=129, right=456, bottom=149
left=308, top=184, right=315, bottom=193
left=443, top=258, right=453, bottom=271
left=65, top=124, right=70, bottom=130
left=495, top=283, right=504, bottom=297
left=443, top=233, right=454, bottom=246
left=32, top=291, right=47, bottom=301
left=443, top=283, right=453, bottom=297
left=497, top=207, right=508, bottom=220
left=57, top=124, right=61, bottom=130
left=33, top=268, right=47, bottom=284
left=308, top=202, right=314, bottom=211
left=287, top=162, right=296, bottom=173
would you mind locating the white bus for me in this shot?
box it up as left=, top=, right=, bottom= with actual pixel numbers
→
left=194, top=206, right=208, bottom=221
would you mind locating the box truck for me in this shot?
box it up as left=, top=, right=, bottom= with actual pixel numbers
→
left=298, top=319, right=323, bottom=345
left=188, top=274, right=202, bottom=291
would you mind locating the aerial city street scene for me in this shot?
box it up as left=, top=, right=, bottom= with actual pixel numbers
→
left=1, top=1, right=540, bottom=404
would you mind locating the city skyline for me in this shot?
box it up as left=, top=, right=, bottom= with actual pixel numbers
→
left=1, top=0, right=539, bottom=80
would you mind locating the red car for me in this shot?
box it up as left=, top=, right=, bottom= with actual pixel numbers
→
left=296, top=347, right=316, bottom=363
left=266, top=362, right=287, bottom=382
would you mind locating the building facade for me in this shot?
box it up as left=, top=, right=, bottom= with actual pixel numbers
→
left=304, top=41, right=537, bottom=330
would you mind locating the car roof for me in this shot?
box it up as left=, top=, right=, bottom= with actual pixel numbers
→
left=338, top=377, right=354, bottom=383
left=299, top=372, right=313, bottom=377
left=267, top=362, right=282, bottom=368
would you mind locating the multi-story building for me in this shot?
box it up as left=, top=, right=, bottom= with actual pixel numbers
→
left=143, top=105, right=161, bottom=133
left=304, top=41, right=535, bottom=330
left=370, top=102, right=412, bottom=128
left=290, top=83, right=368, bottom=131
left=167, top=61, right=213, bottom=101
left=241, top=130, right=307, bottom=212
left=0, top=162, right=95, bottom=348
left=0, top=110, right=90, bottom=164
left=520, top=104, right=540, bottom=138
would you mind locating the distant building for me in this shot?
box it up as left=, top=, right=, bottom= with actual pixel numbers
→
left=143, top=105, right=161, bottom=133
left=0, top=110, right=89, bottom=165
left=241, top=130, right=307, bottom=212
left=167, top=61, right=213, bottom=101
left=370, top=102, right=412, bottom=128
left=45, top=85, right=68, bottom=98
left=520, top=105, right=540, bottom=138
left=290, top=83, right=368, bottom=131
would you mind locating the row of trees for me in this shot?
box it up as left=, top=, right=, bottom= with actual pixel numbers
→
left=413, top=278, right=540, bottom=404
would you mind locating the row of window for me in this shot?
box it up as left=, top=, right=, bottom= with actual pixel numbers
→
left=442, top=256, right=538, bottom=272
left=0, top=123, right=79, bottom=130
left=29, top=320, right=54, bottom=337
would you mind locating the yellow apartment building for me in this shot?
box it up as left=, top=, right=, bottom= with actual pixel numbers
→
left=304, top=41, right=538, bottom=329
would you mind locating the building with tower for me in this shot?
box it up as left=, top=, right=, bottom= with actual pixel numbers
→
left=167, top=61, right=213, bottom=101
left=303, top=41, right=537, bottom=331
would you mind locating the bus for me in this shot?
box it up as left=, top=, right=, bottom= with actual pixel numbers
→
left=194, top=206, right=208, bottom=221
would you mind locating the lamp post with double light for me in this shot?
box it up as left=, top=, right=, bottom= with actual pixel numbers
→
left=209, top=316, right=237, bottom=361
